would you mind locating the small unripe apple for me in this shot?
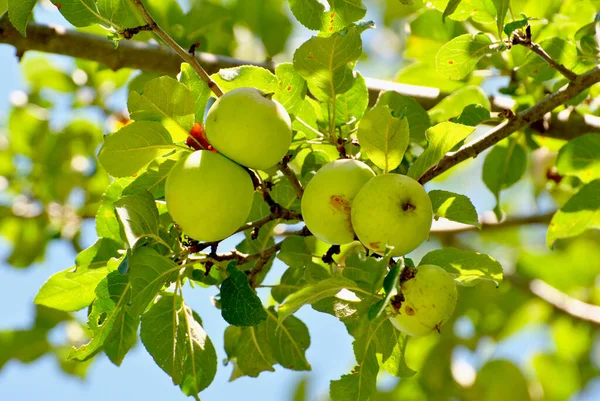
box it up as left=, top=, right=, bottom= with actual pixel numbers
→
left=387, top=265, right=458, bottom=337
left=301, top=160, right=375, bottom=245
left=165, top=150, right=254, bottom=241
left=205, top=88, right=292, bottom=170
left=186, top=122, right=215, bottom=152
left=351, top=174, right=432, bottom=256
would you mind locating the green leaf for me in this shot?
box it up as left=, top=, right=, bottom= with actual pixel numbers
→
left=429, top=86, right=490, bottom=123
left=8, top=0, right=36, bottom=36
left=98, top=121, right=175, bottom=178
left=475, top=360, right=531, bottom=401
left=482, top=138, right=527, bottom=217
left=288, top=0, right=367, bottom=34
left=96, top=179, right=133, bottom=242
left=547, top=180, right=600, bottom=247
left=52, top=0, right=99, bottom=27
left=454, top=104, right=491, bottom=126
left=34, top=265, right=111, bottom=312
left=123, top=156, right=178, bottom=199
left=265, top=308, right=311, bottom=371
left=368, top=259, right=401, bottom=320
left=141, top=293, right=217, bottom=395
left=429, top=190, right=480, bottom=227
left=357, top=105, right=410, bottom=172
left=407, top=122, right=475, bottom=180
left=293, top=26, right=363, bottom=100
left=343, top=248, right=388, bottom=296
left=436, top=33, right=493, bottom=80
left=275, top=63, right=308, bottom=116
left=128, top=247, right=180, bottom=316
left=380, top=333, right=416, bottom=378
left=504, top=17, right=530, bottom=37
left=330, top=344, right=378, bottom=401
left=224, top=324, right=275, bottom=378
left=322, top=72, right=369, bottom=127
left=0, top=329, right=51, bottom=369
left=443, top=0, right=463, bottom=21
left=492, top=0, right=509, bottom=38
left=97, top=0, right=129, bottom=27
left=556, top=133, right=600, bottom=183
left=277, top=236, right=317, bottom=267
left=420, top=247, right=503, bottom=286
left=0, top=0, right=8, bottom=17
left=114, top=191, right=160, bottom=248
left=520, top=38, right=578, bottom=82
left=352, top=314, right=397, bottom=363
left=278, top=276, right=365, bottom=320
left=128, top=76, right=196, bottom=142
left=68, top=272, right=134, bottom=362
left=236, top=0, right=292, bottom=56
left=221, top=262, right=267, bottom=326
left=431, top=0, right=496, bottom=24
left=212, top=65, right=278, bottom=93
left=532, top=354, right=580, bottom=401
left=75, top=238, right=122, bottom=270
left=179, top=63, right=212, bottom=123
left=375, top=91, right=431, bottom=142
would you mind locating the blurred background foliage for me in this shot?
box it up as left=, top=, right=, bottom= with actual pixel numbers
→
left=1, top=0, right=600, bottom=400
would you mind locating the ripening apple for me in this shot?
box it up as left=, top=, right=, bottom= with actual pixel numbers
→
left=205, top=87, right=292, bottom=170
left=165, top=150, right=254, bottom=241
left=387, top=265, right=458, bottom=337
left=351, top=174, right=433, bottom=256
left=301, top=160, right=375, bottom=245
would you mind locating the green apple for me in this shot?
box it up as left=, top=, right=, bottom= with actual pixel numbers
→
left=301, top=160, right=375, bottom=245
left=165, top=150, right=254, bottom=241
left=351, top=173, right=432, bottom=256
left=205, top=87, right=292, bottom=170
left=387, top=265, right=458, bottom=337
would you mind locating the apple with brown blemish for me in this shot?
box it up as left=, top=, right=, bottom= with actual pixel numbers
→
left=301, top=159, right=375, bottom=245
left=351, top=173, right=433, bottom=256
left=387, top=265, right=458, bottom=337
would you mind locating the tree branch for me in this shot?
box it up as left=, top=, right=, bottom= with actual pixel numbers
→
left=507, top=275, right=600, bottom=326
left=418, top=66, right=600, bottom=184
left=430, top=212, right=555, bottom=235
left=1, top=17, right=599, bottom=140
left=128, top=0, right=223, bottom=97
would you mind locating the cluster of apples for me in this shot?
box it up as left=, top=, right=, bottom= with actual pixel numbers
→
left=164, top=86, right=458, bottom=337
left=301, top=159, right=458, bottom=336
left=165, top=88, right=293, bottom=242
left=301, top=160, right=433, bottom=256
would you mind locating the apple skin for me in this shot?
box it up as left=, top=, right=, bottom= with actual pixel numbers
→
left=301, top=160, right=375, bottom=245
left=165, top=150, right=254, bottom=241
left=205, top=87, right=292, bottom=170
left=387, top=265, right=458, bottom=337
left=350, top=173, right=433, bottom=256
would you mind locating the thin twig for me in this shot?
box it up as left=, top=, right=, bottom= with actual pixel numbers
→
left=418, top=66, right=600, bottom=184
left=235, top=208, right=302, bottom=234
left=512, top=28, right=578, bottom=81
left=128, top=0, right=223, bottom=97
left=277, top=157, right=304, bottom=199
left=430, top=212, right=555, bottom=235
